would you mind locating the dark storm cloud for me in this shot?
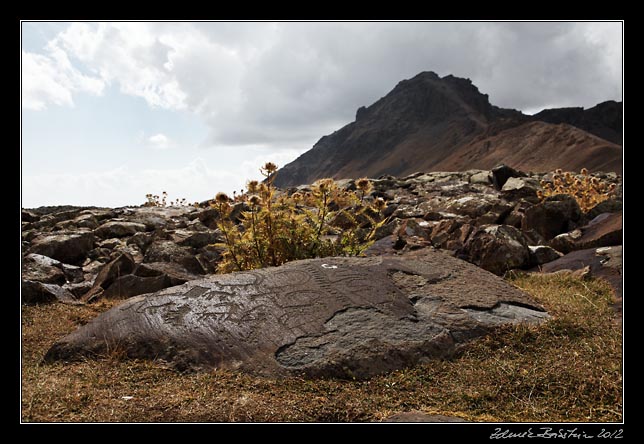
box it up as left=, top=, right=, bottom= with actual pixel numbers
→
left=206, top=22, right=621, bottom=146
left=40, top=22, right=622, bottom=147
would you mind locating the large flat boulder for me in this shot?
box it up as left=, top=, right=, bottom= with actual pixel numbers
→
left=45, top=251, right=548, bottom=378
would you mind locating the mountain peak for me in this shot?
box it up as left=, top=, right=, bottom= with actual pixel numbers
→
left=353, top=72, right=503, bottom=128
left=274, top=72, right=621, bottom=188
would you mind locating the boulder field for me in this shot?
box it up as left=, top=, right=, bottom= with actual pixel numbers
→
left=22, top=166, right=622, bottom=376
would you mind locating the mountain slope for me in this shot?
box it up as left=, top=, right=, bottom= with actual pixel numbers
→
left=273, top=72, right=621, bottom=188
left=533, top=100, right=622, bottom=145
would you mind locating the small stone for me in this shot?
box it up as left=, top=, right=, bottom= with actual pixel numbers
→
left=529, top=245, right=563, bottom=266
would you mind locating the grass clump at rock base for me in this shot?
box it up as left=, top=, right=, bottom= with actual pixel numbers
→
left=21, top=272, right=621, bottom=422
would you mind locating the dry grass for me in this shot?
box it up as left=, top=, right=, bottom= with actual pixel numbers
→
left=21, top=273, right=622, bottom=423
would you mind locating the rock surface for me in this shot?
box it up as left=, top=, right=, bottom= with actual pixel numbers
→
left=44, top=252, right=548, bottom=378
left=22, top=280, right=78, bottom=304
left=27, top=232, right=95, bottom=265
left=462, top=225, right=530, bottom=275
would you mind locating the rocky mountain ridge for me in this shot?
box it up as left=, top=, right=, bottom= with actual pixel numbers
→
left=273, top=72, right=622, bottom=188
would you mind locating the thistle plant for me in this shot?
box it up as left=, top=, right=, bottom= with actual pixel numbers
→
left=213, top=163, right=388, bottom=273
left=143, top=191, right=191, bottom=207
left=537, top=168, right=617, bottom=213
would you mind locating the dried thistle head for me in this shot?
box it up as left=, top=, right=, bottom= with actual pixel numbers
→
left=581, top=168, right=589, bottom=176
left=315, top=178, right=334, bottom=193
left=374, top=197, right=387, bottom=211
left=356, top=177, right=373, bottom=192
left=555, top=168, right=563, bottom=175
left=248, top=195, right=262, bottom=206
left=262, top=162, right=278, bottom=175
left=215, top=192, right=230, bottom=204
left=291, top=192, right=303, bottom=202
left=536, top=190, right=544, bottom=200
left=247, top=180, right=259, bottom=193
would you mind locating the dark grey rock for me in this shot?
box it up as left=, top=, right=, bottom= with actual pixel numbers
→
left=575, top=213, right=622, bottom=250
left=97, top=238, right=122, bottom=249
left=501, top=177, right=541, bottom=202
left=22, top=280, right=78, bottom=304
left=529, top=245, right=564, bottom=267
left=144, top=241, right=206, bottom=275
left=126, top=232, right=154, bottom=253
left=172, top=229, right=219, bottom=249
left=522, top=194, right=582, bottom=240
left=101, top=274, right=172, bottom=299
left=27, top=231, right=95, bottom=265
left=74, top=214, right=100, bottom=229
left=94, top=221, right=146, bottom=239
left=190, top=207, right=220, bottom=229
left=83, top=253, right=136, bottom=302
left=492, top=164, right=525, bottom=190
left=45, top=252, right=548, bottom=377
left=22, top=254, right=65, bottom=285
left=63, top=281, right=94, bottom=298
left=585, top=198, right=622, bottom=221
left=134, top=262, right=201, bottom=286
left=469, top=171, right=491, bottom=185
left=61, top=264, right=85, bottom=284
left=22, top=209, right=40, bottom=223
left=549, top=213, right=621, bottom=254
left=462, top=224, right=530, bottom=275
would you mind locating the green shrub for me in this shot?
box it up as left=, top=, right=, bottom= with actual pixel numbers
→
left=212, top=163, right=387, bottom=273
left=537, top=168, right=617, bottom=213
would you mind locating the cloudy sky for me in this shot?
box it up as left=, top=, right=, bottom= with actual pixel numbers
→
left=21, top=21, right=622, bottom=208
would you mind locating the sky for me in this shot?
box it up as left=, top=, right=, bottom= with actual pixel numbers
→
left=21, top=21, right=623, bottom=208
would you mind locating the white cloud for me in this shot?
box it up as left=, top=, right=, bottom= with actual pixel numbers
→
left=148, top=133, right=170, bottom=149
left=21, top=151, right=309, bottom=208
left=21, top=49, right=104, bottom=110
left=22, top=51, right=73, bottom=110
left=51, top=22, right=188, bottom=110
left=22, top=159, right=237, bottom=208
left=23, top=22, right=622, bottom=143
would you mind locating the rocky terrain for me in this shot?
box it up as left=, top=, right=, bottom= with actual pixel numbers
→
left=273, top=72, right=622, bottom=188
left=22, top=166, right=622, bottom=378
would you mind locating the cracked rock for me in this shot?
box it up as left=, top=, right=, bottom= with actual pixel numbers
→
left=45, top=251, right=548, bottom=378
